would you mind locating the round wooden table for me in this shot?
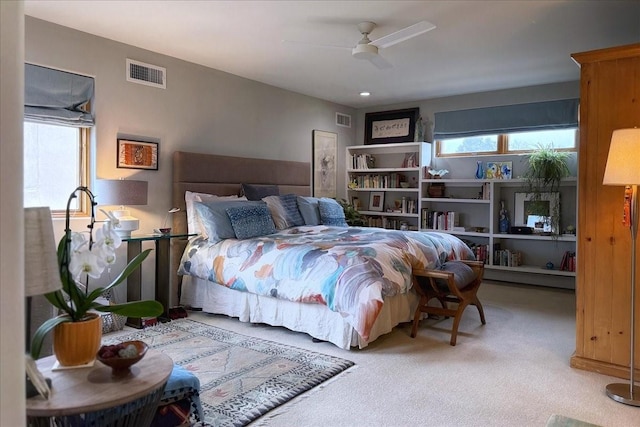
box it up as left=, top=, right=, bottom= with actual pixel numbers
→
left=27, top=350, right=173, bottom=427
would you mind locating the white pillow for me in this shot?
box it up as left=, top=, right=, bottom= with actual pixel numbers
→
left=185, top=191, right=246, bottom=235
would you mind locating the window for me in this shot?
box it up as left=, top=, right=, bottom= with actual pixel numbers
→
left=433, top=99, right=579, bottom=157
left=24, top=64, right=94, bottom=215
left=23, top=122, right=89, bottom=214
left=437, top=128, right=577, bottom=157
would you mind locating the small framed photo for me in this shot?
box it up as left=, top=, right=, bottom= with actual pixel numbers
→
left=369, top=191, right=385, bottom=212
left=117, top=139, right=158, bottom=170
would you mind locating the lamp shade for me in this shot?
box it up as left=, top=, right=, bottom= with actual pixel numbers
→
left=603, top=128, right=640, bottom=186
left=24, top=207, right=62, bottom=297
left=94, top=179, right=148, bottom=206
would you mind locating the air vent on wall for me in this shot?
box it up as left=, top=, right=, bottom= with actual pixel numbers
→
left=126, top=59, right=166, bottom=89
left=336, top=112, right=352, bottom=128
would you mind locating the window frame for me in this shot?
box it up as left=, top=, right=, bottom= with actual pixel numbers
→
left=24, top=122, right=91, bottom=217
left=436, top=129, right=577, bottom=158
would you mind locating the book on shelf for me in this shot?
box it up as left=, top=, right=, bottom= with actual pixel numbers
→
left=463, top=240, right=489, bottom=264
left=426, top=210, right=460, bottom=231
left=493, top=249, right=522, bottom=267
left=350, top=153, right=375, bottom=170
left=481, top=182, right=491, bottom=200
left=560, top=251, right=576, bottom=272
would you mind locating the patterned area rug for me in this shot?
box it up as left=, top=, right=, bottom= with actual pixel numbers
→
left=104, top=318, right=355, bottom=426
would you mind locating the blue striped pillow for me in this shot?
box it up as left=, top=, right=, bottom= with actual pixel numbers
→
left=263, top=194, right=305, bottom=229
left=318, top=198, right=348, bottom=227
left=226, top=204, right=276, bottom=239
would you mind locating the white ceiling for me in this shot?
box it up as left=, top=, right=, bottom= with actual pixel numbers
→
left=24, top=0, right=640, bottom=109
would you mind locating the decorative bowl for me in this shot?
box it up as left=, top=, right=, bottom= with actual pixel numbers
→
left=159, top=227, right=171, bottom=234
left=97, top=340, right=148, bottom=374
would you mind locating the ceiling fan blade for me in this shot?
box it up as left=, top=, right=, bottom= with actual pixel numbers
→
left=369, top=54, right=393, bottom=70
left=370, top=20, right=436, bottom=49
left=281, top=39, right=351, bottom=50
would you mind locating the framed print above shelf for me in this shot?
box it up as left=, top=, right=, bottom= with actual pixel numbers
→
left=364, top=108, right=419, bottom=145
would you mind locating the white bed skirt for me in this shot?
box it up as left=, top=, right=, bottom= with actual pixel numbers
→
left=180, top=276, right=418, bottom=350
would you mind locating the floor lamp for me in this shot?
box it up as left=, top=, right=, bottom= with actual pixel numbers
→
left=602, top=127, right=640, bottom=406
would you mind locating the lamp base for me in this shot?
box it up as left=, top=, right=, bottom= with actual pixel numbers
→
left=606, top=383, right=640, bottom=406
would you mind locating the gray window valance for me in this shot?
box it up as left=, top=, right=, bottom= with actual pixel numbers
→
left=24, top=64, right=94, bottom=127
left=433, top=98, right=579, bottom=140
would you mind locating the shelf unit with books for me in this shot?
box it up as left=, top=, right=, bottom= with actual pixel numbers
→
left=419, top=177, right=577, bottom=286
left=346, top=142, right=431, bottom=231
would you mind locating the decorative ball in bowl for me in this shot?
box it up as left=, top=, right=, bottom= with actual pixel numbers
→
left=97, top=340, right=148, bottom=374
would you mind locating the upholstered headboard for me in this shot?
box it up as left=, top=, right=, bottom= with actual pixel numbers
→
left=170, top=151, right=311, bottom=302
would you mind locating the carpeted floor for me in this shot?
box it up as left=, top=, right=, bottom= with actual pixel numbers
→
left=103, top=318, right=355, bottom=426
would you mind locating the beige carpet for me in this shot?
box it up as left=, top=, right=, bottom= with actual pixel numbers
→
left=180, top=281, right=638, bottom=427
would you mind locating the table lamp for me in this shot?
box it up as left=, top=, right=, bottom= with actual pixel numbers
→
left=602, top=127, right=640, bottom=406
left=25, top=207, right=62, bottom=398
left=95, top=179, right=148, bottom=237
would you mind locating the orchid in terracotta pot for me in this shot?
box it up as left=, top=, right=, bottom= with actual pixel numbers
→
left=30, top=186, right=163, bottom=363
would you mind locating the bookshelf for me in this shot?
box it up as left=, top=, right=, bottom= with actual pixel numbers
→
left=420, top=177, right=577, bottom=286
left=346, top=142, right=430, bottom=230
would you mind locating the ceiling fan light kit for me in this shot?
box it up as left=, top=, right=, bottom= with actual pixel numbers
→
left=352, top=43, right=378, bottom=60
left=285, top=20, right=436, bottom=69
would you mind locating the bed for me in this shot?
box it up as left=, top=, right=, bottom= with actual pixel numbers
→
left=171, top=151, right=474, bottom=349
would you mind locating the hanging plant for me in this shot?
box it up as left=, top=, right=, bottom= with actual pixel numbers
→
left=523, top=145, right=571, bottom=235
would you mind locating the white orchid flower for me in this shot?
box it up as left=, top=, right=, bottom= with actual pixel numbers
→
left=69, top=247, right=105, bottom=281
left=96, top=221, right=122, bottom=250
left=94, top=244, right=117, bottom=266
left=69, top=231, right=88, bottom=253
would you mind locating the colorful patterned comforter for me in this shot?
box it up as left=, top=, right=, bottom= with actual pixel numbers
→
left=178, top=226, right=474, bottom=340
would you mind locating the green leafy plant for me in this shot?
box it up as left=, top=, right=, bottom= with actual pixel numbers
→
left=523, top=145, right=571, bottom=234
left=30, top=186, right=163, bottom=359
left=337, top=198, right=367, bottom=226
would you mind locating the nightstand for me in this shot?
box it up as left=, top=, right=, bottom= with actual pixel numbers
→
left=122, top=233, right=194, bottom=328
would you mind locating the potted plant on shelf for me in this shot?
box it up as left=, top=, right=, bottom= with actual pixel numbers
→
left=337, top=199, right=367, bottom=226
left=523, top=145, right=571, bottom=235
left=30, top=186, right=164, bottom=366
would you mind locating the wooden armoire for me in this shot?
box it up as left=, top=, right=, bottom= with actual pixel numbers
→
left=570, top=43, right=640, bottom=379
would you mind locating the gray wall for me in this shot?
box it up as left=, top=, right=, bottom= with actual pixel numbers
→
left=26, top=16, right=356, bottom=233
left=25, top=16, right=356, bottom=299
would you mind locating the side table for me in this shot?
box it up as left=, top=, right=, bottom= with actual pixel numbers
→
left=123, top=233, right=194, bottom=328
left=26, top=350, right=173, bottom=427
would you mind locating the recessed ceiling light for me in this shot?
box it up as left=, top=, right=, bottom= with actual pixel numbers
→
left=360, top=92, right=371, bottom=97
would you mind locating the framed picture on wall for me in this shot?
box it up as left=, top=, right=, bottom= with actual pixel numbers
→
left=312, top=130, right=337, bottom=198
left=364, top=108, right=419, bottom=145
left=117, top=139, right=158, bottom=170
left=369, top=191, right=385, bottom=212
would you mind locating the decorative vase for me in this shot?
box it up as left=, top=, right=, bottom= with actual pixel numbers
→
left=53, top=313, right=102, bottom=366
left=499, top=200, right=510, bottom=233
left=475, top=161, right=484, bottom=179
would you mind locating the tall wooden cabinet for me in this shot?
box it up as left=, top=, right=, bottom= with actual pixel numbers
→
left=570, top=43, right=640, bottom=379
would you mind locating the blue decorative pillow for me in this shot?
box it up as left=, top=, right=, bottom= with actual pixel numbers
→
left=226, top=204, right=277, bottom=239
left=437, top=261, right=476, bottom=290
left=194, top=200, right=263, bottom=242
left=263, top=194, right=305, bottom=229
left=318, top=198, right=348, bottom=227
left=297, top=196, right=321, bottom=226
left=241, top=183, right=280, bottom=201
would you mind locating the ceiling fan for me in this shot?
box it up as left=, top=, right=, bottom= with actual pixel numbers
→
left=284, top=20, right=436, bottom=69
